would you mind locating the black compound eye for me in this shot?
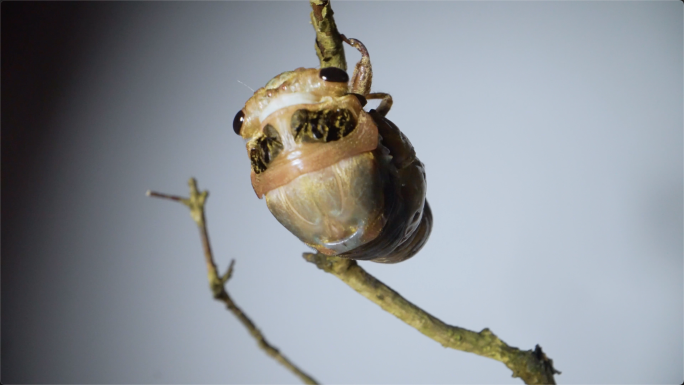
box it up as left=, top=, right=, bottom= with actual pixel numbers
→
left=233, top=110, right=245, bottom=135
left=319, top=67, right=349, bottom=83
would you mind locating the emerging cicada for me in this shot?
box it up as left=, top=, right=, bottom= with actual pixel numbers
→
left=232, top=37, right=431, bottom=263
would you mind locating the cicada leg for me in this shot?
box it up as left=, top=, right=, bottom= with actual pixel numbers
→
left=341, top=35, right=393, bottom=117
left=341, top=35, right=373, bottom=96
left=366, top=92, right=393, bottom=117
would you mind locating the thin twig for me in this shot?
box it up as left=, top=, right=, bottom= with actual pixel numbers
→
left=145, top=190, right=184, bottom=202
left=148, top=178, right=319, bottom=385
left=303, top=253, right=560, bottom=385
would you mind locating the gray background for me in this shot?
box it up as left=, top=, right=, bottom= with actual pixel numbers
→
left=3, top=1, right=682, bottom=383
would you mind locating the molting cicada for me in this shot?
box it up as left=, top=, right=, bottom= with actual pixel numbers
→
left=232, top=37, right=431, bottom=263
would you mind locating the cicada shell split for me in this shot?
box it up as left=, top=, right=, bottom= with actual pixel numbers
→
left=232, top=37, right=431, bottom=263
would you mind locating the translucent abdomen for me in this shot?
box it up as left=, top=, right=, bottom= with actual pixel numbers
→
left=265, top=151, right=388, bottom=255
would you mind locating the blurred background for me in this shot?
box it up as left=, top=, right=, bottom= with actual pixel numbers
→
left=2, top=2, right=682, bottom=383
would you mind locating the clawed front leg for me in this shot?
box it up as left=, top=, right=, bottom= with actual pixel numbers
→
left=341, top=34, right=372, bottom=96
left=342, top=35, right=393, bottom=117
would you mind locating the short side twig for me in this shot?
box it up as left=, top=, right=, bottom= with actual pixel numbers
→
left=303, top=253, right=560, bottom=385
left=147, top=180, right=318, bottom=385
left=310, top=0, right=346, bottom=70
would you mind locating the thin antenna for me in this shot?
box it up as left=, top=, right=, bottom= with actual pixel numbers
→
left=237, top=80, right=255, bottom=93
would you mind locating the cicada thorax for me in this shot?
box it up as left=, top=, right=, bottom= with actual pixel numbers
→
left=247, top=94, right=379, bottom=199
left=234, top=66, right=431, bottom=263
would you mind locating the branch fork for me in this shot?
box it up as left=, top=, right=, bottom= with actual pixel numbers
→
left=148, top=179, right=319, bottom=385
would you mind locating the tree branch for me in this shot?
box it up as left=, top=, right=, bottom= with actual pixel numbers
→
left=147, top=179, right=319, bottom=385
left=304, top=2, right=559, bottom=382
left=303, top=253, right=560, bottom=384
left=150, top=2, right=559, bottom=383
left=310, top=0, right=346, bottom=70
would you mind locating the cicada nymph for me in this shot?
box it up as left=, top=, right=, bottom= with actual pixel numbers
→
left=232, top=37, right=431, bottom=263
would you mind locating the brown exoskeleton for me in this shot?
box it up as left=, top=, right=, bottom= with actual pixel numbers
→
left=232, top=36, right=431, bottom=263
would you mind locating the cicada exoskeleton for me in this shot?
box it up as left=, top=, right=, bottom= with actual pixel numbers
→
left=233, top=37, right=431, bottom=263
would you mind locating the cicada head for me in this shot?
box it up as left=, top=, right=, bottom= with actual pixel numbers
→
left=232, top=67, right=389, bottom=255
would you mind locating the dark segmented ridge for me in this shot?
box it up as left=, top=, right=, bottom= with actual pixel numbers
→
left=291, top=108, right=356, bottom=143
